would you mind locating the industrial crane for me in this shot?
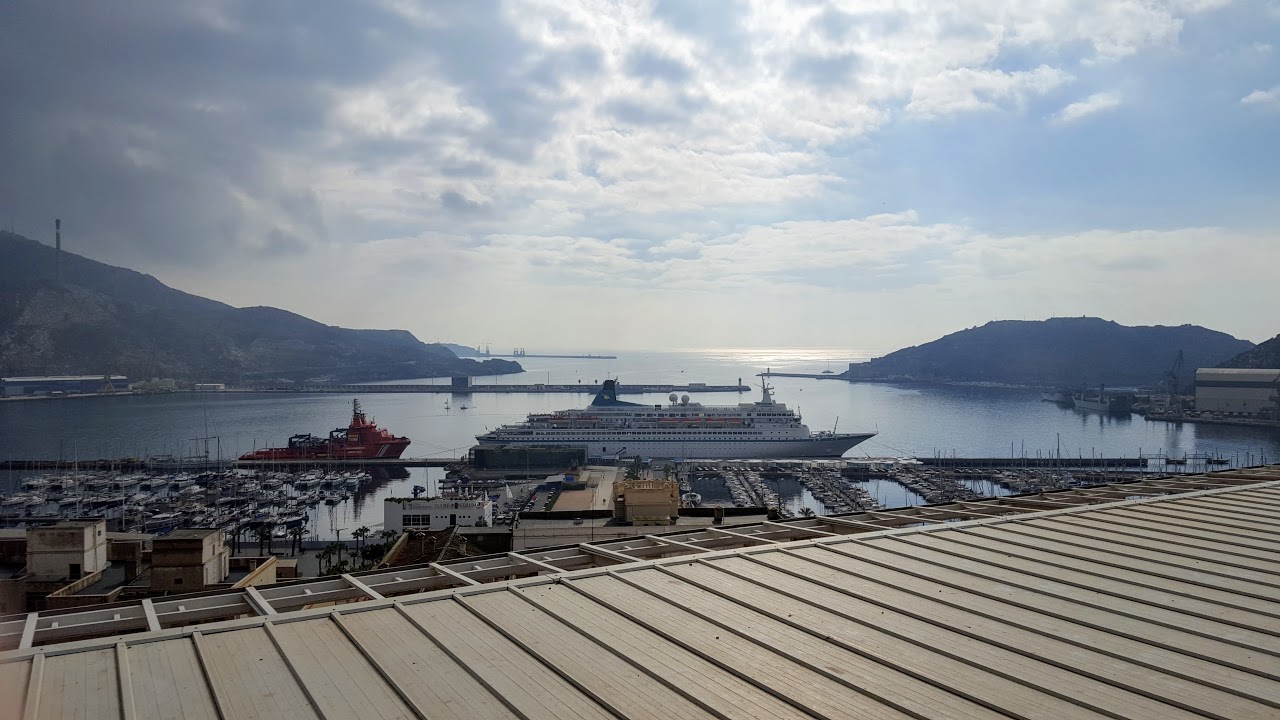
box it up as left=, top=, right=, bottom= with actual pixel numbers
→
left=1163, top=350, right=1184, bottom=416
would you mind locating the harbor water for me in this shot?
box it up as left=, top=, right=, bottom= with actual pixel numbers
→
left=3, top=348, right=1278, bottom=537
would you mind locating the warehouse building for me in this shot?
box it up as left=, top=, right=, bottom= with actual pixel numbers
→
left=1194, top=368, right=1280, bottom=416
left=0, top=375, right=128, bottom=397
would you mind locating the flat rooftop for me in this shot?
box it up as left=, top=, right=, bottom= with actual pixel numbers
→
left=549, top=466, right=621, bottom=513
left=2, top=465, right=1279, bottom=718
left=31, top=519, right=100, bottom=530
left=72, top=562, right=130, bottom=596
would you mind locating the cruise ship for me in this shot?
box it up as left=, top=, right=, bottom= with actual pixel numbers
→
left=476, top=380, right=876, bottom=459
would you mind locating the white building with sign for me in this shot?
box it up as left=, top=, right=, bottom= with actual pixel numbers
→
left=384, top=496, right=493, bottom=533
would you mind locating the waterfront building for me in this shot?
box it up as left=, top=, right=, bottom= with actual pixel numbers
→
left=0, top=374, right=128, bottom=397
left=384, top=496, right=494, bottom=532
left=1194, top=367, right=1280, bottom=416
left=613, top=476, right=679, bottom=525
left=129, top=377, right=177, bottom=393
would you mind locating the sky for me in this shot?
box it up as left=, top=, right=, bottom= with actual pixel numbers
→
left=1, top=1, right=1278, bottom=354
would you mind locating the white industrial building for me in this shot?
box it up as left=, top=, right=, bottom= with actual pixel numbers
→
left=384, top=496, right=493, bottom=532
left=1194, top=368, right=1280, bottom=416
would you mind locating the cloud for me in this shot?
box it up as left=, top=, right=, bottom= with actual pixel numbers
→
left=167, top=208, right=1276, bottom=352
left=907, top=66, right=1073, bottom=118
left=1241, top=86, right=1280, bottom=106
left=1054, top=92, right=1123, bottom=123
left=624, top=48, right=692, bottom=84
left=786, top=53, right=860, bottom=89
left=1, top=0, right=1272, bottom=350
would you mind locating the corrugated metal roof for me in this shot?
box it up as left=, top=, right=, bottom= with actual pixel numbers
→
left=8, top=468, right=1274, bottom=652
left=1195, top=368, right=1280, bottom=379
left=3, top=475, right=1280, bottom=719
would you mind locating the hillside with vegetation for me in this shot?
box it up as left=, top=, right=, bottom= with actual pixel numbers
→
left=1218, top=334, right=1280, bottom=369
left=843, top=317, right=1253, bottom=387
left=0, top=231, right=521, bottom=383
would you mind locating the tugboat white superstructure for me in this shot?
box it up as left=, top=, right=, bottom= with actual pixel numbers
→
left=476, top=380, right=875, bottom=459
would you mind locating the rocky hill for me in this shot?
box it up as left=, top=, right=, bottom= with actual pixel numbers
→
left=843, top=317, right=1253, bottom=387
left=1218, top=334, right=1280, bottom=369
left=0, top=231, right=521, bottom=383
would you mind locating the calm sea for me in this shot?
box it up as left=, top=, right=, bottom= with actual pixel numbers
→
left=3, top=348, right=1278, bottom=537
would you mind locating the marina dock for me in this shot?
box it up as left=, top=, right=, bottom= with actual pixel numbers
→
left=916, top=456, right=1146, bottom=468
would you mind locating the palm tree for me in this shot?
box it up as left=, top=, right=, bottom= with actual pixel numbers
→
left=352, top=526, right=370, bottom=559
left=799, top=507, right=816, bottom=518
left=255, top=525, right=271, bottom=556
left=327, top=538, right=348, bottom=571
left=625, top=458, right=643, bottom=481
left=315, top=546, right=332, bottom=575
left=289, top=526, right=305, bottom=557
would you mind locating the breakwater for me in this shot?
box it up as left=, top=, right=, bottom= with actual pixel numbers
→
left=237, top=382, right=748, bottom=394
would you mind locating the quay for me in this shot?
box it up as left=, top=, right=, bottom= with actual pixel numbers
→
left=0, top=458, right=149, bottom=471
left=233, top=457, right=461, bottom=469
left=236, top=382, right=748, bottom=394
left=1144, top=412, right=1280, bottom=429
left=915, top=456, right=1146, bottom=468
left=758, top=371, right=846, bottom=379
left=1, top=457, right=463, bottom=471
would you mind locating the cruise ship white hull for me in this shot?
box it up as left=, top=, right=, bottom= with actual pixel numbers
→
left=475, top=433, right=875, bottom=459
left=477, top=380, right=877, bottom=460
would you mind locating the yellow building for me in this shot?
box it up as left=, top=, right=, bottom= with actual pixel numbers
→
left=614, top=475, right=679, bottom=525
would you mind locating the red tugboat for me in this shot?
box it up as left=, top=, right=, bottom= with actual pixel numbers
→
left=239, top=399, right=411, bottom=460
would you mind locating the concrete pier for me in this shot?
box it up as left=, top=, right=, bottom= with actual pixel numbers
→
left=237, top=382, right=749, bottom=394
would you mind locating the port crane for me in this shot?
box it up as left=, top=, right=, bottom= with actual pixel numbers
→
left=1163, top=350, right=1184, bottom=417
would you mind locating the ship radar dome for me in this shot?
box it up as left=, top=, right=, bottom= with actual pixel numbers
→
left=668, top=393, right=678, bottom=403
left=681, top=394, right=690, bottom=405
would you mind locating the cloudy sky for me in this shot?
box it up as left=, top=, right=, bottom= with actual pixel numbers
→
left=2, top=1, right=1278, bottom=353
